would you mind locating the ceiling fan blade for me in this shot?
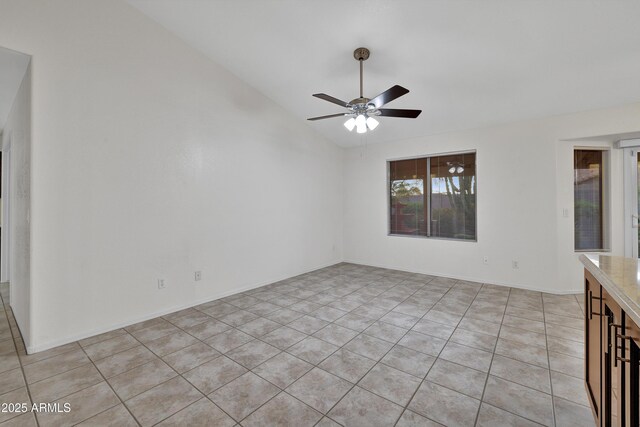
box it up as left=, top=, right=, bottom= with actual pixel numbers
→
left=378, top=108, right=422, bottom=118
left=307, top=113, right=347, bottom=121
left=368, top=85, right=410, bottom=108
left=312, top=93, right=349, bottom=108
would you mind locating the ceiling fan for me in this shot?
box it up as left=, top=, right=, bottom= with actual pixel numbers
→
left=308, top=47, right=421, bottom=134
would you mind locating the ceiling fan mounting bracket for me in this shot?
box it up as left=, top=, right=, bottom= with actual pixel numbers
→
left=353, top=47, right=370, bottom=61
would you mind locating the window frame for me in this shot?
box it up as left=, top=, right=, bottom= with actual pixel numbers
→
left=573, top=146, right=610, bottom=253
left=387, top=149, right=478, bottom=242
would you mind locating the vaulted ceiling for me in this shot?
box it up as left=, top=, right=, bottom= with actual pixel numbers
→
left=127, top=0, right=640, bottom=147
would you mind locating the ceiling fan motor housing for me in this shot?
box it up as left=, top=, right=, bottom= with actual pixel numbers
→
left=353, top=47, right=370, bottom=61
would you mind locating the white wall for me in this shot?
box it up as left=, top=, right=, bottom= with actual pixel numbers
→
left=0, top=0, right=343, bottom=353
left=343, top=103, right=640, bottom=293
left=1, top=63, right=31, bottom=347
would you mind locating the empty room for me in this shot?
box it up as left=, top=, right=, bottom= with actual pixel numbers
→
left=1, top=0, right=640, bottom=426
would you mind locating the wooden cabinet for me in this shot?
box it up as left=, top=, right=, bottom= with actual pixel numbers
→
left=585, top=269, right=640, bottom=427
left=602, top=288, right=623, bottom=426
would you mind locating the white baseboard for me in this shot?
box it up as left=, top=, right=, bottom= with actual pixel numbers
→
left=342, top=259, right=583, bottom=295
left=25, top=259, right=341, bottom=354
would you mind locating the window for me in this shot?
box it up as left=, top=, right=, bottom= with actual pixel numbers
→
left=574, top=149, right=606, bottom=251
left=389, top=152, right=476, bottom=240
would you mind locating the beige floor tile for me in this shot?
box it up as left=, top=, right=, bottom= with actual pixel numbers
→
left=23, top=349, right=90, bottom=384
left=209, top=372, right=279, bottom=421
left=380, top=345, right=436, bottom=378
left=319, top=349, right=376, bottom=383
left=363, top=321, right=408, bottom=343
left=78, top=329, right=128, bottom=348
left=0, top=352, right=20, bottom=375
left=549, top=351, right=583, bottom=379
left=476, top=402, right=541, bottom=427
left=554, top=396, right=596, bottom=427
left=237, top=317, right=282, bottom=337
left=329, top=386, right=404, bottom=427
left=449, top=328, right=497, bottom=351
left=94, top=345, right=158, bottom=378
left=0, top=368, right=24, bottom=395
left=287, top=337, right=338, bottom=365
left=286, top=368, right=353, bottom=413
left=37, top=382, right=120, bottom=427
left=167, top=311, right=211, bottom=329
left=411, top=319, right=455, bottom=340
left=313, top=324, right=358, bottom=347
left=108, top=359, right=177, bottom=400
left=483, top=375, right=554, bottom=426
left=252, top=352, right=313, bottom=389
left=499, top=325, right=547, bottom=349
left=334, top=313, right=376, bottom=332
left=204, top=329, right=254, bottom=353
left=397, top=331, right=446, bottom=357
left=125, top=376, right=202, bottom=426
left=145, top=331, right=199, bottom=357
left=183, top=318, right=231, bottom=340
left=550, top=370, right=590, bottom=407
left=408, top=381, right=480, bottom=427
left=547, top=335, right=584, bottom=359
left=0, top=412, right=38, bottom=427
left=242, top=392, right=322, bottom=427
left=360, top=363, right=421, bottom=406
left=128, top=320, right=181, bottom=344
left=162, top=342, right=220, bottom=373
left=226, top=340, right=280, bottom=369
left=156, top=398, right=235, bottom=427
left=0, top=387, right=31, bottom=424
left=287, top=315, right=330, bottom=335
left=502, top=314, right=546, bottom=334
left=83, top=334, right=139, bottom=361
left=379, top=312, right=420, bottom=329
left=494, top=338, right=549, bottom=369
left=75, top=404, right=139, bottom=427
left=343, top=333, right=394, bottom=360
left=18, top=342, right=79, bottom=365
left=261, top=326, right=307, bottom=350
left=490, top=355, right=551, bottom=393
left=182, top=356, right=247, bottom=394
left=426, top=358, right=487, bottom=399
left=29, top=364, right=103, bottom=402
left=396, top=409, right=443, bottom=426
left=439, top=341, right=492, bottom=372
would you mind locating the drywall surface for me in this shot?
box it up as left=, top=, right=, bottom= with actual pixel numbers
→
left=343, top=103, right=640, bottom=293
left=0, top=0, right=343, bottom=352
left=1, top=63, right=31, bottom=347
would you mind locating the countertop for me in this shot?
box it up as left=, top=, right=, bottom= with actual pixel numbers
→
left=580, top=254, right=640, bottom=326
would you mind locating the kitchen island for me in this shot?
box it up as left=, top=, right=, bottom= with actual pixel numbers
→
left=580, top=254, right=640, bottom=427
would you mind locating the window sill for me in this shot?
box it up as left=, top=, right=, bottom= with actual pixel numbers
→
left=388, top=233, right=477, bottom=243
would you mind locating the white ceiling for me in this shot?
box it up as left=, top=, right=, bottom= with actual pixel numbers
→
left=127, top=0, right=640, bottom=147
left=0, top=46, right=30, bottom=131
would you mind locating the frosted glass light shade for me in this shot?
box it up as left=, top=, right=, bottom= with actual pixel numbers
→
left=366, top=116, right=379, bottom=130
left=344, top=117, right=356, bottom=131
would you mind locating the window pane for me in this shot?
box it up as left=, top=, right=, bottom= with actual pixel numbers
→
left=429, top=153, right=476, bottom=240
left=574, top=150, right=603, bottom=250
left=389, top=159, right=427, bottom=235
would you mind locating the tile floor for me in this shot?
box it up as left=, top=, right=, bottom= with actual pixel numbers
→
left=0, top=263, right=594, bottom=426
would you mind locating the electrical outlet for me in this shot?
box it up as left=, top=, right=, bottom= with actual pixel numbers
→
left=157, top=279, right=166, bottom=289
left=512, top=260, right=519, bottom=269
left=194, top=271, right=202, bottom=281
left=483, top=256, right=489, bottom=265
left=562, top=208, right=569, bottom=218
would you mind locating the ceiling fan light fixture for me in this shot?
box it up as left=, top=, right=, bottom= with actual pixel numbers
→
left=448, top=166, right=456, bottom=174
left=456, top=166, right=464, bottom=174
left=344, top=117, right=356, bottom=131
left=366, top=116, right=379, bottom=130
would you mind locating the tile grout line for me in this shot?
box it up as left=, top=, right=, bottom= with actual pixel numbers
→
left=0, top=286, right=41, bottom=427
left=471, top=287, right=511, bottom=426
left=542, top=294, right=558, bottom=427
